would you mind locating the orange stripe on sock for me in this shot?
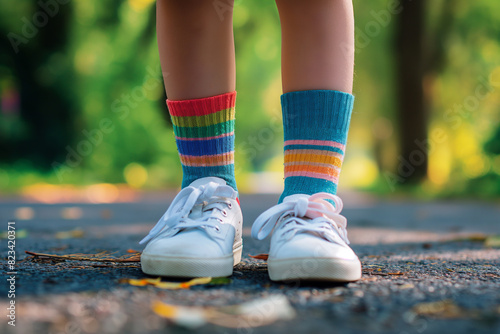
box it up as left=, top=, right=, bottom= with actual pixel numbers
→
left=284, top=165, right=340, bottom=178
left=180, top=152, right=234, bottom=167
left=284, top=150, right=343, bottom=168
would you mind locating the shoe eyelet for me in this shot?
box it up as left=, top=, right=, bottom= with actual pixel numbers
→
left=215, top=226, right=221, bottom=233
left=227, top=203, right=232, bottom=209
left=222, top=210, right=227, bottom=217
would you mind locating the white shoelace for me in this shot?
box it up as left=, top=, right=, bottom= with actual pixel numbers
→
left=251, top=192, right=350, bottom=244
left=139, top=182, right=236, bottom=244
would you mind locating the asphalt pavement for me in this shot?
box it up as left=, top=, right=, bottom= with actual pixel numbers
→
left=1, top=192, right=499, bottom=334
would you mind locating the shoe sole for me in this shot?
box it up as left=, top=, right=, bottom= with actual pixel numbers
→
left=141, top=244, right=242, bottom=278
left=268, top=257, right=362, bottom=282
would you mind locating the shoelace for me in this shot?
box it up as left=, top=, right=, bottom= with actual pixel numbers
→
left=251, top=192, right=350, bottom=244
left=139, top=182, right=237, bottom=244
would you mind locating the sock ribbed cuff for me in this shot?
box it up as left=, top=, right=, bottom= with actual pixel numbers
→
left=167, top=92, right=237, bottom=190
left=281, top=89, right=354, bottom=142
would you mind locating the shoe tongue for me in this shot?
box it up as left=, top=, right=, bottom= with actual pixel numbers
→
left=282, top=194, right=310, bottom=203
left=283, top=194, right=326, bottom=219
left=189, top=177, right=227, bottom=188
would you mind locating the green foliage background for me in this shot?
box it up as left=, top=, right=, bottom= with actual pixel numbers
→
left=0, top=0, right=499, bottom=197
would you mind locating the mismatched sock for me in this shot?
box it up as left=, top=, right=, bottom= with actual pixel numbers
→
left=167, top=92, right=237, bottom=191
left=279, top=90, right=354, bottom=202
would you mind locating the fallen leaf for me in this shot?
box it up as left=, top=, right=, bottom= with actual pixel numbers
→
left=412, top=300, right=465, bottom=319
left=55, top=229, right=85, bottom=239
left=127, top=249, right=141, bottom=253
left=25, top=250, right=141, bottom=262
left=212, top=294, right=295, bottom=327
left=399, top=284, right=414, bottom=289
left=0, top=229, right=28, bottom=239
left=152, top=294, right=295, bottom=328
left=485, top=235, right=500, bottom=248
left=361, top=276, right=378, bottom=282
left=152, top=301, right=207, bottom=329
left=448, top=233, right=487, bottom=242
left=121, top=277, right=161, bottom=287
left=121, top=277, right=214, bottom=290
left=249, top=253, right=269, bottom=260
left=208, top=277, right=232, bottom=285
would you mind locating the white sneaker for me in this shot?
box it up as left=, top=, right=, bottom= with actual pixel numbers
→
left=139, top=177, right=242, bottom=277
left=252, top=193, right=361, bottom=282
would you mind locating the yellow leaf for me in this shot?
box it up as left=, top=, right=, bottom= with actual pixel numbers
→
left=55, top=229, right=85, bottom=239
left=152, top=301, right=178, bottom=318
left=121, top=277, right=212, bottom=289
left=151, top=301, right=207, bottom=328
left=412, top=300, right=465, bottom=319
left=126, top=277, right=161, bottom=286
left=485, top=235, right=500, bottom=248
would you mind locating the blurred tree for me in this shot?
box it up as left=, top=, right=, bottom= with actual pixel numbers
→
left=395, top=0, right=427, bottom=183
left=394, top=0, right=455, bottom=184
left=0, top=0, right=75, bottom=171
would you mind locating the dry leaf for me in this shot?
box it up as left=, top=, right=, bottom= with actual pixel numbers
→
left=249, top=253, right=269, bottom=260
left=449, top=233, right=487, bottom=242
left=1, top=229, right=28, bottom=239
left=485, top=235, right=500, bottom=248
left=152, top=294, right=295, bottom=328
left=152, top=301, right=206, bottom=328
left=208, top=277, right=231, bottom=285
left=412, top=300, right=465, bottom=319
left=25, top=250, right=141, bottom=262
left=121, top=277, right=213, bottom=290
left=399, top=284, right=414, bottom=289
left=55, top=229, right=85, bottom=239
left=361, top=276, right=378, bottom=282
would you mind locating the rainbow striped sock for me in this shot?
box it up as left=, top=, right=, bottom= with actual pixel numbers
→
left=167, top=92, right=237, bottom=191
left=279, top=90, right=354, bottom=203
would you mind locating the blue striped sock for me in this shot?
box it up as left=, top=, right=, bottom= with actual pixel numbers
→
left=279, top=90, right=354, bottom=203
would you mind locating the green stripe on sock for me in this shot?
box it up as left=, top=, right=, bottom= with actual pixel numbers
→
left=171, top=107, right=235, bottom=127
left=173, top=120, right=235, bottom=138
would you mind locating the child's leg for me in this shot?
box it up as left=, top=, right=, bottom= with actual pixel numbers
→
left=276, top=0, right=355, bottom=201
left=157, top=0, right=235, bottom=99
left=249, top=1, right=361, bottom=282
left=140, top=1, right=242, bottom=278
left=157, top=0, right=237, bottom=190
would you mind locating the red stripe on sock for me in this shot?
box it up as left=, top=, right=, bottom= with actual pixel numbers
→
left=167, top=91, right=236, bottom=117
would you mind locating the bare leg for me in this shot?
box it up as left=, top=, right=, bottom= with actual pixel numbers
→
left=276, top=0, right=354, bottom=94
left=157, top=0, right=235, bottom=100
